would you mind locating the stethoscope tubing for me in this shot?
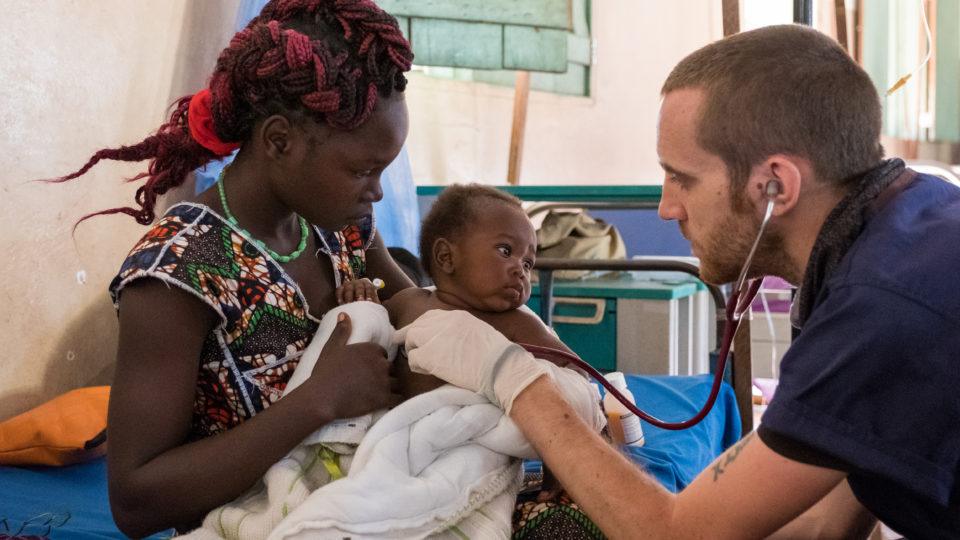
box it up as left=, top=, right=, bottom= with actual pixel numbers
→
left=519, top=280, right=758, bottom=431
left=521, top=195, right=776, bottom=430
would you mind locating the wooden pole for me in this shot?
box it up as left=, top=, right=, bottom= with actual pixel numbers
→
left=835, top=0, right=849, bottom=52
left=853, top=0, right=864, bottom=64
left=733, top=316, right=753, bottom=435
left=722, top=0, right=740, bottom=37
left=507, top=71, right=531, bottom=185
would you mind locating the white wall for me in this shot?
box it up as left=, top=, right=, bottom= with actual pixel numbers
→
left=0, top=1, right=237, bottom=420
left=404, top=0, right=724, bottom=186
left=0, top=1, right=729, bottom=420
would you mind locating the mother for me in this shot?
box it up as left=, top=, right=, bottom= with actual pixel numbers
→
left=52, top=1, right=414, bottom=535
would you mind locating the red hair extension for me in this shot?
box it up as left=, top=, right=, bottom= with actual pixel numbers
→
left=47, top=97, right=216, bottom=226
left=50, top=0, right=413, bottom=226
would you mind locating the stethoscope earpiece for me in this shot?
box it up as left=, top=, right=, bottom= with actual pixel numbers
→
left=764, top=179, right=783, bottom=199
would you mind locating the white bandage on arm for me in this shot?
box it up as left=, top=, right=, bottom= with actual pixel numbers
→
left=488, top=344, right=605, bottom=431
left=399, top=309, right=604, bottom=430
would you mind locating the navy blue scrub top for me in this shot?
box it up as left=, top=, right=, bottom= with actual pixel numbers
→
left=760, top=174, right=960, bottom=539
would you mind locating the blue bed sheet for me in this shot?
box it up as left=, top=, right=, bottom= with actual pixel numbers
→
left=0, top=374, right=740, bottom=538
left=0, top=457, right=171, bottom=539
left=617, top=373, right=741, bottom=492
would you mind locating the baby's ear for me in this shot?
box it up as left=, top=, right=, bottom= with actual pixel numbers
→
left=433, top=238, right=456, bottom=275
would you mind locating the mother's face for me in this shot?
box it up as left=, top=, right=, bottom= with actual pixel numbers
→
left=281, top=92, right=409, bottom=231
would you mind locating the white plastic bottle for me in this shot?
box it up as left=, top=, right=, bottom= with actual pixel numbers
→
left=603, top=372, right=645, bottom=447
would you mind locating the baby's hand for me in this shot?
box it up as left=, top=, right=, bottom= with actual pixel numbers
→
left=336, top=278, right=381, bottom=305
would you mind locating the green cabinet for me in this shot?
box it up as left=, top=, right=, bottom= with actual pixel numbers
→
left=527, top=274, right=701, bottom=373
left=527, top=293, right=618, bottom=371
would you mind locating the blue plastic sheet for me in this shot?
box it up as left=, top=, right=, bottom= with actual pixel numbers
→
left=0, top=375, right=740, bottom=538
left=0, top=458, right=172, bottom=539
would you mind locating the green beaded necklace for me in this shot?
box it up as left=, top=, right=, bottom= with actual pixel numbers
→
left=216, top=169, right=309, bottom=264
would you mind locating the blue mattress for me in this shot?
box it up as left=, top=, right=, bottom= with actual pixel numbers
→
left=0, top=374, right=740, bottom=537
left=617, top=373, right=741, bottom=492
left=0, top=457, right=171, bottom=539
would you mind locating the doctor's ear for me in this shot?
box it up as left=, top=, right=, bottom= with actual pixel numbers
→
left=432, top=238, right=456, bottom=275
left=752, top=155, right=804, bottom=216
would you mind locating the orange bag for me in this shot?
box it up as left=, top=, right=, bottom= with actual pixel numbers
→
left=0, top=386, right=109, bottom=466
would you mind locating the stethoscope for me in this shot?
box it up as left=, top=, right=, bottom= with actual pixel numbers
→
left=521, top=180, right=782, bottom=430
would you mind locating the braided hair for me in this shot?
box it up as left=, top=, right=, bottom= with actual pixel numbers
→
left=50, top=0, right=413, bottom=225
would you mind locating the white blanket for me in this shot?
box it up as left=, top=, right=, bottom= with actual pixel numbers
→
left=188, top=302, right=602, bottom=540
left=268, top=384, right=534, bottom=539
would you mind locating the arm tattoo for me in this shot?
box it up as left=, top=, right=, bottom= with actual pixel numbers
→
left=711, top=431, right=756, bottom=482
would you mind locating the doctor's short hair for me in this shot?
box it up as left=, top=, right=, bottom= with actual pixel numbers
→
left=419, top=184, right=524, bottom=277
left=662, top=24, right=882, bottom=190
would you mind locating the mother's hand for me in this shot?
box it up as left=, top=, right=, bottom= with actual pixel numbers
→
left=305, top=313, right=402, bottom=419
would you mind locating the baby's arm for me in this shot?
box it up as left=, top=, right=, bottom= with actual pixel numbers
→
left=498, top=309, right=589, bottom=378
left=383, top=288, right=448, bottom=399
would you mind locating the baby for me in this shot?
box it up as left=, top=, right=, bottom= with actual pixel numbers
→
left=336, top=183, right=585, bottom=396
left=336, top=183, right=589, bottom=499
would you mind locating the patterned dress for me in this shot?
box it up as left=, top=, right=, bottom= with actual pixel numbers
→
left=109, top=202, right=374, bottom=440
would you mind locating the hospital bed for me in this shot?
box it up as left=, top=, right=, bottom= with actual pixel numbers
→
left=0, top=373, right=739, bottom=538
left=0, top=188, right=747, bottom=538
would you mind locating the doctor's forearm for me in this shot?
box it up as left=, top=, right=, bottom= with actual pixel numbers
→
left=510, top=377, right=682, bottom=539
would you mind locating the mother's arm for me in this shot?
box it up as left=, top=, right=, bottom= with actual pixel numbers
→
left=364, top=233, right=415, bottom=301
left=108, top=280, right=396, bottom=536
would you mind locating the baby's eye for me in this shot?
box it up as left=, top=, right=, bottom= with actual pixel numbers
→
left=497, top=245, right=511, bottom=257
left=522, top=259, right=534, bottom=271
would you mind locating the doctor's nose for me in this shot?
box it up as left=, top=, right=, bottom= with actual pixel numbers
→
left=658, top=185, right=686, bottom=222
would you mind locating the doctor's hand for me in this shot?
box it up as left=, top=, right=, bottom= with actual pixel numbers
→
left=393, top=309, right=549, bottom=413
left=395, top=310, right=606, bottom=428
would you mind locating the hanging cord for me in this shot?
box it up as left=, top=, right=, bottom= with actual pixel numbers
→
left=757, top=283, right=779, bottom=379
left=886, top=0, right=933, bottom=96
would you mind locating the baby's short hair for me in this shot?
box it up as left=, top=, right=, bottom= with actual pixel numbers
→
left=419, top=184, right=523, bottom=277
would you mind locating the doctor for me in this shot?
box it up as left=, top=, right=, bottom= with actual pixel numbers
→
left=398, top=25, right=960, bottom=539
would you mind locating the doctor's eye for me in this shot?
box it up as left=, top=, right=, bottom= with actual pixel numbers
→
left=668, top=172, right=694, bottom=191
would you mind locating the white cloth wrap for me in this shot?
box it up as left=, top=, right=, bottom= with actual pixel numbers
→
left=187, top=303, right=603, bottom=540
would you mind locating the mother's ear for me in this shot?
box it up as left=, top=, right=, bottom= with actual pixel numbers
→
left=257, top=115, right=294, bottom=161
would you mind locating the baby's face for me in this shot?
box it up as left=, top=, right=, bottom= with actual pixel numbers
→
left=449, top=204, right=537, bottom=313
